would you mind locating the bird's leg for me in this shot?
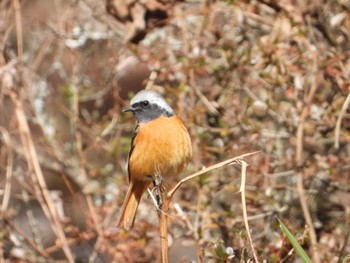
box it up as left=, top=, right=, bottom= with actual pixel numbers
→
left=152, top=169, right=164, bottom=209
left=152, top=179, right=163, bottom=209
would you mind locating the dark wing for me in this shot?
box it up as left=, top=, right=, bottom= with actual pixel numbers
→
left=126, top=124, right=139, bottom=181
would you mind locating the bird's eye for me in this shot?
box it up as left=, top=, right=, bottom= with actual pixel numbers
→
left=142, top=101, right=149, bottom=107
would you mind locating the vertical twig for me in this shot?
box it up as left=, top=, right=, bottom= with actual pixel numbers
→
left=9, top=0, right=74, bottom=261
left=334, top=89, right=350, bottom=149
left=12, top=0, right=22, bottom=65
left=70, top=65, right=110, bottom=262
left=0, top=240, right=4, bottom=262
left=239, top=160, right=259, bottom=262
left=9, top=91, right=75, bottom=262
left=145, top=61, right=160, bottom=90
left=87, top=194, right=107, bottom=263
left=157, top=152, right=260, bottom=262
left=158, top=186, right=170, bottom=263
left=338, top=208, right=350, bottom=263
left=295, top=71, right=322, bottom=263
left=193, top=187, right=203, bottom=240
left=0, top=126, right=13, bottom=213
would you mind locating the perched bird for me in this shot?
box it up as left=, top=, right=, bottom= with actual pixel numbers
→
left=118, top=90, right=192, bottom=230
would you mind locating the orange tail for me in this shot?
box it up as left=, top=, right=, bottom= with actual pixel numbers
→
left=117, top=180, right=150, bottom=230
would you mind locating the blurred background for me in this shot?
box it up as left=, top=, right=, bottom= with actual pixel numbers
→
left=0, top=0, right=349, bottom=262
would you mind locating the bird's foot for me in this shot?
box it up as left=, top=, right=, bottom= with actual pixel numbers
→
left=151, top=185, right=163, bottom=209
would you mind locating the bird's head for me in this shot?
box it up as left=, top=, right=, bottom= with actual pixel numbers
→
left=123, top=90, right=174, bottom=123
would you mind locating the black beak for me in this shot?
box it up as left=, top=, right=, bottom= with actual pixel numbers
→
left=122, top=107, right=134, bottom=113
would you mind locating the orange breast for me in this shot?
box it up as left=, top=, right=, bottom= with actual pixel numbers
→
left=128, top=115, right=192, bottom=182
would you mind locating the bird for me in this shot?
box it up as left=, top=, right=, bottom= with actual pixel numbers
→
left=118, top=89, right=192, bottom=230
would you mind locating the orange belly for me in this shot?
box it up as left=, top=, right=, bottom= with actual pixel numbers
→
left=128, top=115, right=192, bottom=182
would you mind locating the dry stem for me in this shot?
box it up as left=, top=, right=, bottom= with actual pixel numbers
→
left=155, top=151, right=260, bottom=262
left=167, top=151, right=261, bottom=200
left=13, top=0, right=22, bottom=65
left=4, top=218, right=51, bottom=258
left=334, top=90, right=350, bottom=149
left=9, top=91, right=74, bottom=262
left=7, top=1, right=74, bottom=260
left=239, top=160, right=259, bottom=262
left=158, top=185, right=170, bottom=263
left=0, top=126, right=13, bottom=213
left=295, top=71, right=322, bottom=263
left=145, top=61, right=160, bottom=90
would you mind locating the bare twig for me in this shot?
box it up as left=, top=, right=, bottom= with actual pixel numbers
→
left=231, top=206, right=288, bottom=224
left=44, top=232, right=96, bottom=254
left=156, top=151, right=260, bottom=262
left=12, top=0, right=22, bottom=65
left=1, top=138, right=84, bottom=189
left=4, top=218, right=51, bottom=258
left=338, top=208, right=350, bottom=263
left=20, top=183, right=44, bottom=248
left=0, top=241, right=3, bottom=262
left=295, top=71, right=322, bottom=263
left=87, top=194, right=108, bottom=263
left=243, top=10, right=274, bottom=27
left=69, top=68, right=110, bottom=262
left=80, top=0, right=124, bottom=38
left=145, top=61, right=160, bottom=90
left=173, top=203, right=194, bottom=232
left=6, top=1, right=74, bottom=260
left=239, top=160, right=259, bottom=262
left=158, top=185, right=170, bottom=263
left=334, top=89, right=350, bottom=149
left=189, top=69, right=221, bottom=116
left=167, top=151, right=261, bottom=200
left=9, top=91, right=74, bottom=262
left=0, top=126, right=13, bottom=213
left=193, top=187, right=203, bottom=240
left=242, top=85, right=282, bottom=122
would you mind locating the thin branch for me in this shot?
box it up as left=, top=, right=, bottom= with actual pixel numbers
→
left=44, top=232, right=96, bottom=254
left=87, top=194, right=107, bottom=263
left=158, top=185, right=169, bottom=263
left=334, top=89, right=350, bottom=149
left=156, top=151, right=261, bottom=262
left=4, top=218, right=51, bottom=258
left=9, top=91, right=75, bottom=263
left=190, top=69, right=221, bottom=116
left=167, top=151, right=261, bottom=200
left=231, top=206, right=288, bottom=224
left=239, top=160, right=259, bottom=262
left=145, top=61, right=160, bottom=90
left=173, top=203, right=194, bottom=232
left=295, top=71, right=322, bottom=263
left=12, top=0, right=22, bottom=65
left=193, top=187, right=203, bottom=240
left=21, top=183, right=44, bottom=248
left=338, top=208, right=350, bottom=263
left=0, top=126, right=13, bottom=213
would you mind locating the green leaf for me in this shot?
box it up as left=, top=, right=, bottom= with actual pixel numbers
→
left=277, top=217, right=313, bottom=263
left=342, top=254, right=350, bottom=263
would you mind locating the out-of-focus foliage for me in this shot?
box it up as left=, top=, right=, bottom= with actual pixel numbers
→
left=0, top=0, right=349, bottom=262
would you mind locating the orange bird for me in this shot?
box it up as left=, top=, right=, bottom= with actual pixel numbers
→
left=118, top=90, right=192, bottom=230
